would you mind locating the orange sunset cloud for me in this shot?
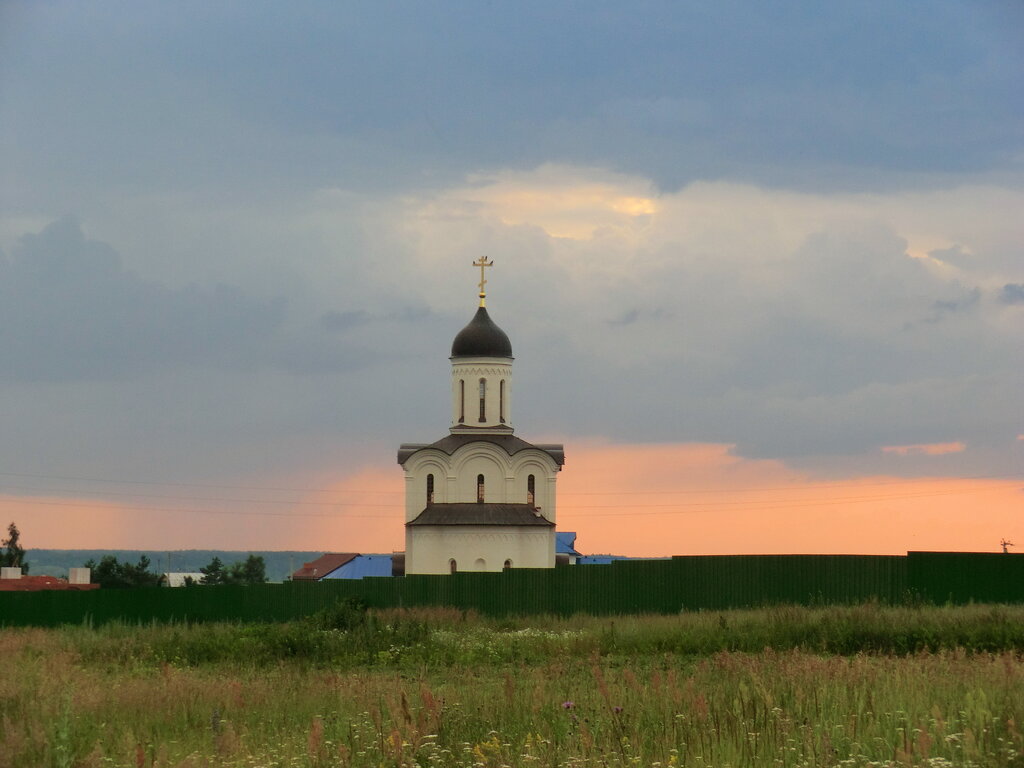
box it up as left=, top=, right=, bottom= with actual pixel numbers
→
left=6, top=442, right=1020, bottom=558
left=557, top=441, right=1020, bottom=557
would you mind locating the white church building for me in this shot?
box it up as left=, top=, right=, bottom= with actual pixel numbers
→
left=397, top=260, right=565, bottom=574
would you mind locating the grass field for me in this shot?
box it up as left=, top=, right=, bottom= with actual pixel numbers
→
left=2, top=603, right=1023, bottom=767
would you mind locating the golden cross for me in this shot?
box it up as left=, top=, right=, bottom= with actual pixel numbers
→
left=472, top=256, right=493, bottom=307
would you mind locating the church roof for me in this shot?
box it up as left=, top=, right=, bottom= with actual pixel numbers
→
left=450, top=306, right=513, bottom=358
left=407, top=503, right=554, bottom=527
left=397, top=433, right=565, bottom=466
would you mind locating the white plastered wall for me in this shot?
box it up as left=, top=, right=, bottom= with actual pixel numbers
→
left=402, top=442, right=560, bottom=523
left=402, top=441, right=562, bottom=575
left=406, top=526, right=555, bottom=574
left=450, top=358, right=512, bottom=430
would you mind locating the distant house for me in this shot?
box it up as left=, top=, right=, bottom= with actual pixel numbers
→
left=160, top=572, right=205, bottom=587
left=556, top=532, right=583, bottom=564
left=291, top=553, right=396, bottom=581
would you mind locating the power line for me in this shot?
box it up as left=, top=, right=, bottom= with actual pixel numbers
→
left=0, top=483, right=396, bottom=507
left=0, top=470, right=395, bottom=495
left=0, top=469, right=1019, bottom=501
left=563, top=484, right=1019, bottom=517
left=3, top=498, right=385, bottom=519
left=4, top=479, right=1017, bottom=520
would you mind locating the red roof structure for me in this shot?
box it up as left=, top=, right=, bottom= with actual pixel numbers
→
left=0, top=575, right=99, bottom=592
left=291, top=553, right=358, bottom=581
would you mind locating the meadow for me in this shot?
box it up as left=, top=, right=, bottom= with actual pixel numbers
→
left=1, top=603, right=1023, bottom=768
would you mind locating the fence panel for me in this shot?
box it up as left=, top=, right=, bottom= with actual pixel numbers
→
left=907, top=552, right=1024, bottom=604
left=1, top=553, right=1018, bottom=627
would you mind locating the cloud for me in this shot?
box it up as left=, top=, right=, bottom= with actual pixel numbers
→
left=0, top=460, right=404, bottom=550
left=881, top=442, right=967, bottom=456
left=0, top=217, right=287, bottom=382
left=0, top=217, right=401, bottom=383
left=928, top=244, right=974, bottom=269
left=388, top=169, right=1023, bottom=470
left=10, top=440, right=1020, bottom=553
left=607, top=309, right=639, bottom=328
left=0, top=170, right=1020, bottom=515
left=320, top=310, right=370, bottom=332
left=421, top=165, right=660, bottom=240
left=4, top=2, right=1021, bottom=205
left=1000, top=283, right=1024, bottom=305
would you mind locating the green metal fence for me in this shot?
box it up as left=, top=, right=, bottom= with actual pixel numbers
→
left=0, top=552, right=1020, bottom=627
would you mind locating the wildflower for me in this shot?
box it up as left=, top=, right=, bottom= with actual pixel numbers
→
left=562, top=701, right=575, bottom=710
left=613, top=706, right=623, bottom=714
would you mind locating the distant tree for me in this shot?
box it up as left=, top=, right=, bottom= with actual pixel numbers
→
left=0, top=522, right=29, bottom=573
left=229, top=554, right=267, bottom=585
left=199, top=556, right=225, bottom=585
left=83, top=554, right=161, bottom=589
left=199, top=554, right=266, bottom=585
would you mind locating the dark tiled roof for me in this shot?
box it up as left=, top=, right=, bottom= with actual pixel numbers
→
left=407, top=503, right=554, bottom=527
left=398, top=433, right=565, bottom=466
left=451, top=306, right=513, bottom=358
left=291, top=553, right=358, bottom=581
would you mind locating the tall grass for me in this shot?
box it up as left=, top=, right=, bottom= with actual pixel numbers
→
left=1, top=604, right=1023, bottom=767
left=56, top=603, right=1024, bottom=669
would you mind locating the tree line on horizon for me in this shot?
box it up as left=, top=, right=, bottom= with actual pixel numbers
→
left=4, top=520, right=273, bottom=587
left=83, top=553, right=268, bottom=588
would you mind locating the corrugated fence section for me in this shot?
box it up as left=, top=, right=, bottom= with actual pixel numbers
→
left=1, top=552, right=1020, bottom=627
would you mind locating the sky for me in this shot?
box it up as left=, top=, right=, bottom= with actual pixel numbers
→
left=0, top=1, right=1022, bottom=557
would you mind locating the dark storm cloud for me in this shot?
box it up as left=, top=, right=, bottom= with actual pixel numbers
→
left=0, top=217, right=284, bottom=381
left=0, top=218, right=386, bottom=382
left=1, top=1, right=1021, bottom=202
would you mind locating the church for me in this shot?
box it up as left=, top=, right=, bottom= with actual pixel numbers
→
left=397, top=259, right=565, bottom=574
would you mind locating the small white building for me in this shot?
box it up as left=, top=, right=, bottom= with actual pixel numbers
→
left=160, top=572, right=205, bottom=587
left=398, top=261, right=565, bottom=574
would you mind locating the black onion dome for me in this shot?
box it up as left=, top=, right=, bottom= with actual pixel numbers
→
left=451, top=307, right=513, bottom=358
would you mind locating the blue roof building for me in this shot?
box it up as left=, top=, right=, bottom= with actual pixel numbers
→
left=556, top=531, right=582, bottom=563
left=291, top=553, right=394, bottom=581
left=321, top=554, right=394, bottom=580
